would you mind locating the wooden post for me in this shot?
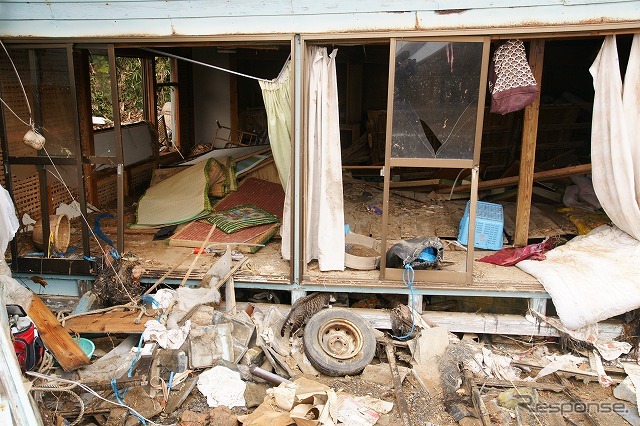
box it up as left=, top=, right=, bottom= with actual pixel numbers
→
left=514, top=40, right=545, bottom=246
left=528, top=298, right=547, bottom=317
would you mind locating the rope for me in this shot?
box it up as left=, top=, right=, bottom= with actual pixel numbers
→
left=31, top=383, right=84, bottom=426
left=391, top=264, right=416, bottom=340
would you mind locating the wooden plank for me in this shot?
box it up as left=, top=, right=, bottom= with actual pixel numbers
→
left=385, top=343, right=412, bottom=426
left=28, top=295, right=90, bottom=372
left=388, top=178, right=442, bottom=189
left=232, top=303, right=623, bottom=340
left=515, top=40, right=545, bottom=246
left=64, top=309, right=159, bottom=334
left=439, top=163, right=591, bottom=194
left=502, top=202, right=566, bottom=239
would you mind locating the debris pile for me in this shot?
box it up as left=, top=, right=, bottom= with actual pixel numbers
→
left=4, top=244, right=640, bottom=426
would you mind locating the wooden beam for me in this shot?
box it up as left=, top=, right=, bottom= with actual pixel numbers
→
left=235, top=303, right=623, bottom=340
left=64, top=309, right=159, bottom=334
left=388, top=178, right=442, bottom=188
left=28, top=295, right=90, bottom=371
left=515, top=40, right=545, bottom=246
left=438, top=163, right=591, bottom=194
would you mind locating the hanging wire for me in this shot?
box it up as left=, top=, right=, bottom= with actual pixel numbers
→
left=0, top=97, right=31, bottom=127
left=448, top=168, right=469, bottom=200
left=40, top=146, right=136, bottom=303
left=143, top=47, right=271, bottom=82
left=0, top=39, right=32, bottom=127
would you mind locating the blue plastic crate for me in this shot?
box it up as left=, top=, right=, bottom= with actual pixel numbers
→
left=457, top=201, right=504, bottom=250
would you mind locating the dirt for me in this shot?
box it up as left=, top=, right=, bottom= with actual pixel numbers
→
left=316, top=373, right=456, bottom=426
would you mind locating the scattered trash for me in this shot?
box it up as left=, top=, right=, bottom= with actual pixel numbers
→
left=11, top=240, right=640, bottom=426
left=142, top=319, right=191, bottom=350
left=239, top=377, right=393, bottom=426
left=197, top=365, right=247, bottom=408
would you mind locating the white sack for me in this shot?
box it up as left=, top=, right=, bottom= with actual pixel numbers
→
left=197, top=365, right=246, bottom=408
left=518, top=225, right=640, bottom=330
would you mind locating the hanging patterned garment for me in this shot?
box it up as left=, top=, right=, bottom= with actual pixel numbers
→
left=589, top=34, right=640, bottom=240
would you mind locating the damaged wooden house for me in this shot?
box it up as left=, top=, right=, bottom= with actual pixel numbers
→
left=2, top=0, right=640, bottom=335
left=1, top=0, right=640, bottom=382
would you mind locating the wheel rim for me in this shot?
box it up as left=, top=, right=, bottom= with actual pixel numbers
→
left=317, top=318, right=364, bottom=360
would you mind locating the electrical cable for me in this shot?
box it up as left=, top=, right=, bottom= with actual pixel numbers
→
left=391, top=264, right=416, bottom=340
left=143, top=47, right=271, bottom=82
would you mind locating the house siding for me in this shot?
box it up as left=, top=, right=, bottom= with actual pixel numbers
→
left=0, top=0, right=639, bottom=39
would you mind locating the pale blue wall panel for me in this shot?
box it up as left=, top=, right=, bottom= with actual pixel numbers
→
left=0, top=0, right=639, bottom=38
left=417, top=2, right=640, bottom=30
left=0, top=12, right=418, bottom=38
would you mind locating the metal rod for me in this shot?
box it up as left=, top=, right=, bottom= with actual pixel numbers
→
left=249, top=365, right=291, bottom=385
left=107, top=45, right=125, bottom=254
left=29, top=49, right=51, bottom=258
left=66, top=44, right=90, bottom=255
left=292, top=34, right=302, bottom=285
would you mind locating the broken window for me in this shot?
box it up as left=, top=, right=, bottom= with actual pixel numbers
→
left=382, top=38, right=489, bottom=283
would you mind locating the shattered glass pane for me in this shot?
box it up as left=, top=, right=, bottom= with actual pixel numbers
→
left=392, top=41, right=483, bottom=160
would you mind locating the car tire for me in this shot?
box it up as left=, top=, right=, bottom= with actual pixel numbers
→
left=303, top=308, right=376, bottom=377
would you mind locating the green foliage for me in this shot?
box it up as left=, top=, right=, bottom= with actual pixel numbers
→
left=155, top=57, right=173, bottom=110
left=90, top=55, right=172, bottom=124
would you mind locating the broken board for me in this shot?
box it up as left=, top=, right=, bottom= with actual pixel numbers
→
left=64, top=309, right=159, bottom=334
left=28, top=295, right=90, bottom=371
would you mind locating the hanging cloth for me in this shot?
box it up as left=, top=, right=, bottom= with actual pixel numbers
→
left=259, top=59, right=292, bottom=188
left=281, top=47, right=345, bottom=271
left=589, top=34, right=640, bottom=240
left=305, top=46, right=345, bottom=271
left=0, top=184, right=19, bottom=256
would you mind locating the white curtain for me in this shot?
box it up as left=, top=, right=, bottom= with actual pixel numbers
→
left=259, top=59, right=292, bottom=188
left=306, top=47, right=345, bottom=271
left=590, top=35, right=640, bottom=240
left=281, top=47, right=345, bottom=271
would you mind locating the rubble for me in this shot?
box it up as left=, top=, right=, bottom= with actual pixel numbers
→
left=10, top=248, right=640, bottom=426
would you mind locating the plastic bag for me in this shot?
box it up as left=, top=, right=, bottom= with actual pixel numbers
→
left=477, top=237, right=560, bottom=266
left=386, top=237, right=444, bottom=270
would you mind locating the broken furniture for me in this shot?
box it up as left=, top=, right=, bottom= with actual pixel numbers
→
left=212, top=120, right=267, bottom=149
